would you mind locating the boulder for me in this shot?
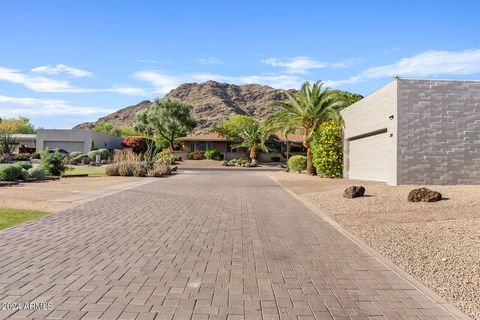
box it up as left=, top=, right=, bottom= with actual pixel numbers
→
left=407, top=187, right=442, bottom=202
left=343, top=186, right=365, bottom=198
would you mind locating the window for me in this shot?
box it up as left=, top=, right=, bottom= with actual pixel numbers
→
left=195, top=141, right=207, bottom=151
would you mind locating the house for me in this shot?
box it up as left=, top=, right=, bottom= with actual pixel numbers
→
left=12, top=129, right=123, bottom=154
left=177, top=131, right=305, bottom=161
left=341, top=78, right=480, bottom=185
left=12, top=134, right=37, bottom=153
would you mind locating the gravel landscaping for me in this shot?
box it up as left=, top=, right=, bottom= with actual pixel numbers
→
left=0, top=176, right=143, bottom=213
left=267, top=171, right=480, bottom=319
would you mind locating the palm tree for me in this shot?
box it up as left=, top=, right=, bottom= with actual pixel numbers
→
left=233, top=121, right=269, bottom=164
left=266, top=81, right=346, bottom=175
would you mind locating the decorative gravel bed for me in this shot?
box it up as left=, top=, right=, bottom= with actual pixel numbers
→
left=267, top=172, right=480, bottom=319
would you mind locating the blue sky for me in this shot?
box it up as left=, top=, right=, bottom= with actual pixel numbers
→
left=1, top=0, right=480, bottom=128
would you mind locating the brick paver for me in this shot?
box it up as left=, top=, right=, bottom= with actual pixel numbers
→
left=0, top=171, right=467, bottom=320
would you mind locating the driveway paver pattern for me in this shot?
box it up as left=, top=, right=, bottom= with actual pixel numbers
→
left=0, top=171, right=467, bottom=320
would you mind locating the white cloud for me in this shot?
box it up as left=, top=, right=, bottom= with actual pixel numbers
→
left=262, top=56, right=357, bottom=74
left=134, top=71, right=184, bottom=94
left=0, top=66, right=146, bottom=95
left=31, top=64, right=94, bottom=78
left=197, top=57, right=223, bottom=65
left=138, top=59, right=157, bottom=64
left=326, top=49, right=480, bottom=87
left=0, top=95, right=114, bottom=116
left=0, top=66, right=74, bottom=92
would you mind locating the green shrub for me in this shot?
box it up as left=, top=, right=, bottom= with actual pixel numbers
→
left=87, top=149, right=112, bottom=160
left=69, top=151, right=84, bottom=158
left=13, top=154, right=31, bottom=161
left=288, top=155, right=307, bottom=173
left=74, top=153, right=89, bottom=161
left=204, top=147, right=220, bottom=160
left=156, top=151, right=174, bottom=165
left=16, top=162, right=32, bottom=170
left=19, top=168, right=30, bottom=180
left=30, top=152, right=40, bottom=159
left=40, top=148, right=68, bottom=176
left=0, top=164, right=23, bottom=181
left=222, top=157, right=253, bottom=167
left=28, top=167, right=46, bottom=179
left=312, top=120, right=343, bottom=178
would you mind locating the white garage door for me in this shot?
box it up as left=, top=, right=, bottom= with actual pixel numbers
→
left=44, top=141, right=85, bottom=153
left=348, top=132, right=390, bottom=182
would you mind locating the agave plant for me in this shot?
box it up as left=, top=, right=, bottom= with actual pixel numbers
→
left=266, top=81, right=346, bottom=175
left=233, top=121, right=269, bottom=164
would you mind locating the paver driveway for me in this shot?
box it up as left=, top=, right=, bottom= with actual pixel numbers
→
left=0, top=171, right=468, bottom=320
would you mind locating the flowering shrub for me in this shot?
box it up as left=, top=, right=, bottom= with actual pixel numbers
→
left=122, top=136, right=147, bottom=154
left=311, top=120, right=343, bottom=177
left=188, top=150, right=204, bottom=160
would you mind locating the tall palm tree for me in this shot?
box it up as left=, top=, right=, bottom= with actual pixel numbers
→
left=233, top=121, right=269, bottom=164
left=266, top=81, right=346, bottom=175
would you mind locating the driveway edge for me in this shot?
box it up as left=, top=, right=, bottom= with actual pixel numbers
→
left=266, top=174, right=472, bottom=320
left=0, top=178, right=158, bottom=235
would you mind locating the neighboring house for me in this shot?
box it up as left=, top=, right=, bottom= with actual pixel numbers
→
left=177, top=131, right=305, bottom=161
left=176, top=133, right=243, bottom=160
left=12, top=130, right=122, bottom=153
left=12, top=134, right=37, bottom=153
left=341, top=78, right=480, bottom=185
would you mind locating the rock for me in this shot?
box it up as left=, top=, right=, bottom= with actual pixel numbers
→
left=407, top=187, right=442, bottom=202
left=74, top=81, right=362, bottom=134
left=343, top=186, right=365, bottom=198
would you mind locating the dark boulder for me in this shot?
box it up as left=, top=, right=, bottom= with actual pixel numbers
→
left=343, top=186, right=365, bottom=198
left=407, top=187, right=442, bottom=202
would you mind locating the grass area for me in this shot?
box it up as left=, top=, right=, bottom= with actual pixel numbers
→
left=64, top=166, right=106, bottom=176
left=0, top=208, right=49, bottom=230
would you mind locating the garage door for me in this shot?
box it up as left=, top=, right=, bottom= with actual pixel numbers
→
left=44, top=141, right=85, bottom=153
left=348, top=131, right=391, bottom=182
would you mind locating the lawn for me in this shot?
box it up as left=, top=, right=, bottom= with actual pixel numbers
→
left=0, top=208, right=49, bottom=230
left=63, top=166, right=106, bottom=176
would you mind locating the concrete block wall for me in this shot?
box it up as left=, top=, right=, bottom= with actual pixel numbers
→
left=397, top=79, right=480, bottom=185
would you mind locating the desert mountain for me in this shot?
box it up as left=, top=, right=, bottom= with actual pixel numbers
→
left=74, top=81, right=361, bottom=133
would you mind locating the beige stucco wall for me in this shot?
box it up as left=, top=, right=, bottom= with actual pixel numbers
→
left=13, top=139, right=36, bottom=153
left=37, top=129, right=92, bottom=153
left=341, top=80, right=398, bottom=185
left=91, top=131, right=123, bottom=150
left=36, top=129, right=122, bottom=153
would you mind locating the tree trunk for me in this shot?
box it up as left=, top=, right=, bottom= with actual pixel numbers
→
left=306, top=147, right=315, bottom=175
left=250, top=148, right=258, bottom=164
